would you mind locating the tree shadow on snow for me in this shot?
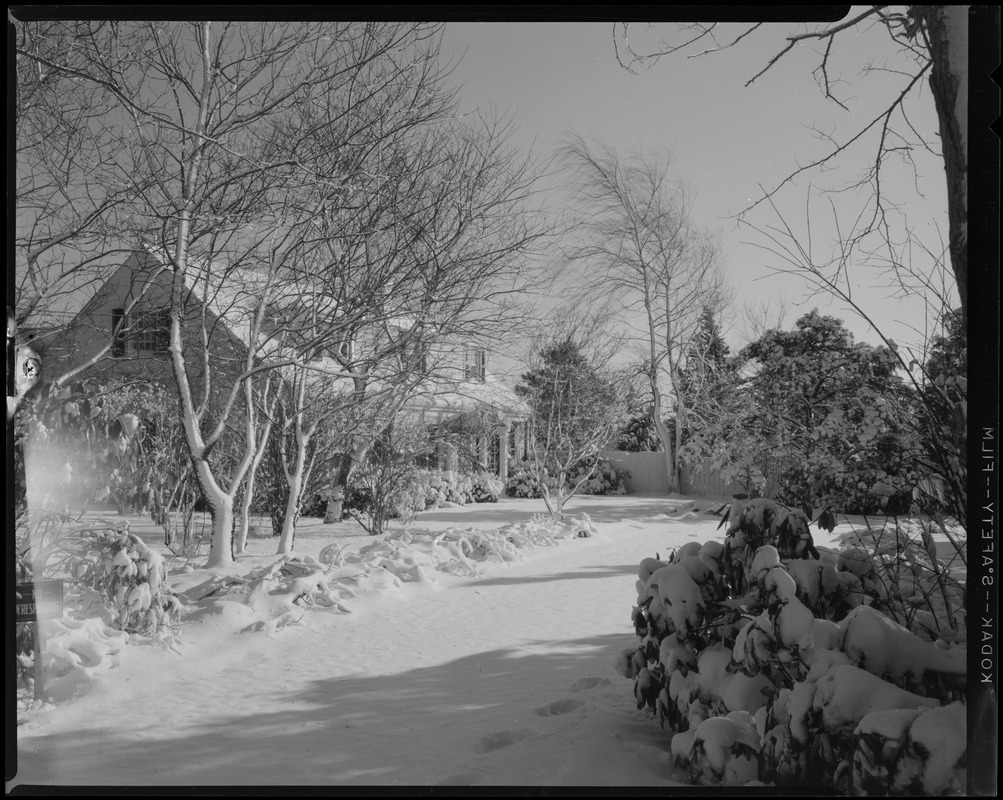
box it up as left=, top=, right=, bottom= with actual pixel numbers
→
left=412, top=495, right=694, bottom=526
left=11, top=632, right=668, bottom=789
left=460, top=564, right=640, bottom=587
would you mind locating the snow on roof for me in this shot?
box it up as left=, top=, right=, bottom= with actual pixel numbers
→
left=406, top=373, right=529, bottom=423
left=104, top=245, right=525, bottom=420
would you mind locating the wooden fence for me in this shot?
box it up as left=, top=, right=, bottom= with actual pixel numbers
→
left=679, top=458, right=744, bottom=498
left=601, top=451, right=743, bottom=498
left=600, top=450, right=668, bottom=495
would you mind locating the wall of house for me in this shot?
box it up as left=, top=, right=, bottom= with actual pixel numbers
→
left=48, top=250, right=247, bottom=392
left=45, top=252, right=171, bottom=383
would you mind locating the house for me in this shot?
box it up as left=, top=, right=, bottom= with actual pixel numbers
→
left=405, top=360, right=531, bottom=484
left=47, top=247, right=530, bottom=482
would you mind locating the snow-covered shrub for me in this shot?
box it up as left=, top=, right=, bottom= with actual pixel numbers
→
left=19, top=514, right=184, bottom=637
left=620, top=497, right=967, bottom=794
left=410, top=470, right=475, bottom=506
left=57, top=523, right=185, bottom=637
left=470, top=471, right=503, bottom=503
left=342, top=469, right=498, bottom=526
left=687, top=712, right=761, bottom=786
left=568, top=457, right=628, bottom=495
left=504, top=457, right=627, bottom=498
left=831, top=520, right=966, bottom=644
left=504, top=461, right=554, bottom=498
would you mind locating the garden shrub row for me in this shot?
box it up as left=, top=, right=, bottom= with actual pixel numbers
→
left=308, top=468, right=506, bottom=522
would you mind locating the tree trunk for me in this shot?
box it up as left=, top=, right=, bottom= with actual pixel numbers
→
left=206, top=489, right=236, bottom=570
left=323, top=489, right=345, bottom=524
left=324, top=453, right=354, bottom=523
left=276, top=476, right=301, bottom=554
left=921, top=5, right=968, bottom=329
left=673, top=407, right=683, bottom=493
left=324, top=441, right=371, bottom=523
left=540, top=484, right=562, bottom=522
left=650, top=384, right=677, bottom=493
left=277, top=446, right=306, bottom=554
left=234, top=468, right=257, bottom=555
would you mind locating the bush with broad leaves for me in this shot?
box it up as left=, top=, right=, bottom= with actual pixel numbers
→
left=619, top=496, right=967, bottom=794
left=21, top=515, right=185, bottom=640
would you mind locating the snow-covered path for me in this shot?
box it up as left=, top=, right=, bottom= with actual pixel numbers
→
left=13, top=496, right=719, bottom=788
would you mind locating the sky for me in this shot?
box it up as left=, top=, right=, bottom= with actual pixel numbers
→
left=10, top=9, right=961, bottom=378
left=437, top=14, right=954, bottom=359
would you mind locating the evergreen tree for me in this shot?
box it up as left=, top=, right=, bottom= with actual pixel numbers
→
left=516, top=336, right=627, bottom=519
left=517, top=338, right=621, bottom=465
left=676, top=307, right=739, bottom=459
left=738, top=310, right=916, bottom=513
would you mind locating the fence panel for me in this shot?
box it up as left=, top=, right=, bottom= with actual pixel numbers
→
left=600, top=450, right=668, bottom=495
left=602, top=451, right=745, bottom=498
left=680, top=457, right=743, bottom=498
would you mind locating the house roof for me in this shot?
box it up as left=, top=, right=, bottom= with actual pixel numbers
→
left=406, top=373, right=529, bottom=424
left=67, top=245, right=528, bottom=422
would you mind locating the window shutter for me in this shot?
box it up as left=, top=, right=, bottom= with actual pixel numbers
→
left=111, top=308, right=127, bottom=357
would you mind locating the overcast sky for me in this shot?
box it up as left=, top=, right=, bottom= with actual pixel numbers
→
left=438, top=15, right=953, bottom=357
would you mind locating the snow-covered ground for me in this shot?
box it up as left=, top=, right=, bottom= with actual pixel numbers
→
left=9, top=494, right=963, bottom=790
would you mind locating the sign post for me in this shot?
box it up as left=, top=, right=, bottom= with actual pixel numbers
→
left=16, top=581, right=64, bottom=702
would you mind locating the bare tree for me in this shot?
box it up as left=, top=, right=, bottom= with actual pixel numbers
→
left=14, top=21, right=463, bottom=568
left=738, top=294, right=792, bottom=345
left=268, top=104, right=551, bottom=535
left=559, top=136, right=728, bottom=492
left=612, top=6, right=969, bottom=329
left=13, top=20, right=171, bottom=395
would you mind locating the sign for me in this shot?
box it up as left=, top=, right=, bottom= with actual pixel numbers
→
left=15, top=580, right=64, bottom=622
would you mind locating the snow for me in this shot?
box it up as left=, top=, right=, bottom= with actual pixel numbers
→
left=11, top=495, right=966, bottom=790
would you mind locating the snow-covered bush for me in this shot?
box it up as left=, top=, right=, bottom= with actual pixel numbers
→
left=568, top=457, right=628, bottom=496
left=620, top=497, right=967, bottom=793
left=827, top=518, right=966, bottom=648
left=341, top=469, right=500, bottom=528
left=504, top=457, right=627, bottom=498
left=504, top=463, right=552, bottom=498
left=15, top=515, right=185, bottom=705
left=21, top=516, right=185, bottom=638
left=470, top=471, right=503, bottom=503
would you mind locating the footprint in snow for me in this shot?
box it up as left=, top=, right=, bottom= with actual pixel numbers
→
left=473, top=729, right=532, bottom=754
left=534, top=698, right=584, bottom=717
left=439, top=770, right=485, bottom=785
left=570, top=676, right=612, bottom=692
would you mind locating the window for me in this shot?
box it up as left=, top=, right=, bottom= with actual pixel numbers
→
left=135, top=309, right=170, bottom=355
left=488, top=434, right=501, bottom=475
left=464, top=347, right=486, bottom=382
left=111, top=308, right=127, bottom=358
